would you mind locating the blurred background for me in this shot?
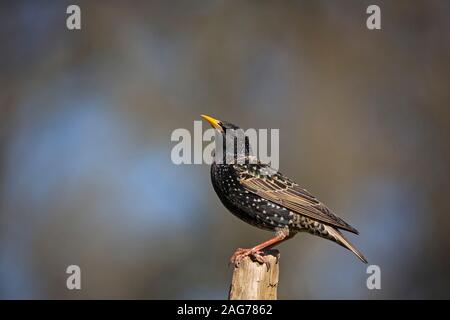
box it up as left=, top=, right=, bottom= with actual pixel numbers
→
left=1, top=0, right=450, bottom=299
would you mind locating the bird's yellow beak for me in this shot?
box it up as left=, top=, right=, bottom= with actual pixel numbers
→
left=201, top=115, right=222, bottom=130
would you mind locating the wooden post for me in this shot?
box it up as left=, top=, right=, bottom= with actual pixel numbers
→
left=228, top=249, right=279, bottom=300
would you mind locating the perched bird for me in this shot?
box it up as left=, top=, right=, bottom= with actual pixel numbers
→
left=201, top=115, right=367, bottom=266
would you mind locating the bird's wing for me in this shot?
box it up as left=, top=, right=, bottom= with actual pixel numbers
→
left=237, top=165, right=359, bottom=234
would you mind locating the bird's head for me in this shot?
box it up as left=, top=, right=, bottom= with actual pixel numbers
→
left=201, top=115, right=239, bottom=132
left=201, top=115, right=252, bottom=164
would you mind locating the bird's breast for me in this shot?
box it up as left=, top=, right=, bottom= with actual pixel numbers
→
left=210, top=163, right=293, bottom=231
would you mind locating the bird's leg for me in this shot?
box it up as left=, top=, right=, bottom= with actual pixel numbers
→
left=230, top=230, right=289, bottom=268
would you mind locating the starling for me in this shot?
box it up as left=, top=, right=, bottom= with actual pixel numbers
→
left=201, top=115, right=367, bottom=266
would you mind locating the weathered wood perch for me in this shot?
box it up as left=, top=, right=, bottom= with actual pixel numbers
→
left=228, top=249, right=279, bottom=300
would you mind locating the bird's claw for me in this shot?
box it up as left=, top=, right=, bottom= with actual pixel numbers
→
left=229, top=248, right=271, bottom=270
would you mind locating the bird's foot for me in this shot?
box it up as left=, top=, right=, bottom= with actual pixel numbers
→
left=229, top=248, right=271, bottom=270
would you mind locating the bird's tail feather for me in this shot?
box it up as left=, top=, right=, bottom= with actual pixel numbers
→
left=324, top=226, right=368, bottom=263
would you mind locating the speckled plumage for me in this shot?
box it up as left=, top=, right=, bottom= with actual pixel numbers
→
left=202, top=115, right=367, bottom=264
